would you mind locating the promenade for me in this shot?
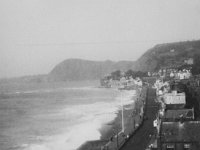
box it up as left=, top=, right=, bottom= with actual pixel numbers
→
left=120, top=88, right=159, bottom=150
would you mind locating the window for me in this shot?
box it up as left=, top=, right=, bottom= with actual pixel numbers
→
left=166, top=144, right=175, bottom=150
left=184, top=143, right=190, bottom=150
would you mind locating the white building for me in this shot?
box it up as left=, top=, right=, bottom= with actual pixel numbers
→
left=163, top=91, right=186, bottom=105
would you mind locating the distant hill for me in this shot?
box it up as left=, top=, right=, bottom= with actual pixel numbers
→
left=133, top=40, right=200, bottom=72
left=2, top=40, right=200, bottom=82
left=48, top=59, right=135, bottom=81
left=49, top=40, right=200, bottom=81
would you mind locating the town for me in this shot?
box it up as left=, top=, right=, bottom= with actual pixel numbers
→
left=78, top=56, right=200, bottom=150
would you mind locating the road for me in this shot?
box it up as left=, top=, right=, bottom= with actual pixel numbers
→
left=120, top=88, right=159, bottom=150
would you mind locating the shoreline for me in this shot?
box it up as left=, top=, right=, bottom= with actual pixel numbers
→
left=101, top=87, right=147, bottom=150
left=78, top=87, right=147, bottom=150
left=99, top=104, right=134, bottom=140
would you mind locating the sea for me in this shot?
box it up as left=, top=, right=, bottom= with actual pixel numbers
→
left=0, top=80, right=136, bottom=150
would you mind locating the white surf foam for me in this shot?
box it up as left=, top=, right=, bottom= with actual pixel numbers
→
left=7, top=86, right=97, bottom=96
left=22, top=90, right=136, bottom=150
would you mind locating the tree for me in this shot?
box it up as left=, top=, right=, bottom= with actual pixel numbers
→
left=111, top=70, right=121, bottom=80
left=192, top=55, right=200, bottom=75
left=125, top=69, right=134, bottom=78
left=125, top=70, right=148, bottom=79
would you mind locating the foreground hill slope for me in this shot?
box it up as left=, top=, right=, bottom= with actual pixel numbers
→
left=134, top=40, right=200, bottom=71
left=48, top=59, right=135, bottom=81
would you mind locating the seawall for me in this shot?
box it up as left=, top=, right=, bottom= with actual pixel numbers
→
left=78, top=86, right=148, bottom=150
left=120, top=88, right=158, bottom=150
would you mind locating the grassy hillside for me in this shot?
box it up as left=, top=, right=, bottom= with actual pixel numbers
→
left=3, top=40, right=200, bottom=82
left=134, top=40, right=200, bottom=72
left=49, top=40, right=200, bottom=81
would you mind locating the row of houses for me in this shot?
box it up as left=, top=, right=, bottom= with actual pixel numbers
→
left=79, top=80, right=146, bottom=150
left=148, top=68, right=192, bottom=81
left=147, top=58, right=194, bottom=80
left=100, top=76, right=143, bottom=89
left=148, top=77, right=200, bottom=150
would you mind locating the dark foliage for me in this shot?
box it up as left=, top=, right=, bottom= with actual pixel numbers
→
left=135, top=40, right=200, bottom=72
left=125, top=70, right=148, bottom=78
left=192, top=54, right=200, bottom=75
left=109, top=69, right=147, bottom=80
left=111, top=70, right=121, bottom=80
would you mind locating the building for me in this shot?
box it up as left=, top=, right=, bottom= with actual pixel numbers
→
left=163, top=92, right=186, bottom=106
left=161, top=108, right=194, bottom=122
left=159, top=121, right=200, bottom=150
left=184, top=58, right=194, bottom=65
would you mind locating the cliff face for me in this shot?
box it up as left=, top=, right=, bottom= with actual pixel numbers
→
left=133, top=40, right=200, bottom=72
left=48, top=59, right=135, bottom=81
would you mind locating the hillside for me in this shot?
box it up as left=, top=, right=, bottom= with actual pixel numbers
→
left=48, top=40, right=200, bottom=81
left=48, top=59, right=135, bottom=81
left=134, top=40, right=200, bottom=71
left=3, top=40, right=200, bottom=82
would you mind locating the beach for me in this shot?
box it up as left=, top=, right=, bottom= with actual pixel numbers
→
left=0, top=80, right=141, bottom=150
left=120, top=88, right=159, bottom=150
left=78, top=87, right=147, bottom=150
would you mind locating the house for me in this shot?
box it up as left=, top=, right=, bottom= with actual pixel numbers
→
left=162, top=108, right=194, bottom=122
left=164, top=92, right=186, bottom=109
left=134, top=77, right=143, bottom=87
left=159, top=121, right=200, bottom=150
left=163, top=91, right=186, bottom=110
left=163, top=92, right=186, bottom=106
left=177, top=70, right=191, bottom=80
left=184, top=58, right=194, bottom=65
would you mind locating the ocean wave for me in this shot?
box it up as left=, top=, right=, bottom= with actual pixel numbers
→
left=22, top=90, right=136, bottom=150
left=3, top=86, right=99, bottom=96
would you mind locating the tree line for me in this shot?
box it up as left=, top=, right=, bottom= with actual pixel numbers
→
left=104, top=70, right=148, bottom=81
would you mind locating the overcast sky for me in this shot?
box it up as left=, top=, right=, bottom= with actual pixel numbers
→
left=0, top=0, right=200, bottom=78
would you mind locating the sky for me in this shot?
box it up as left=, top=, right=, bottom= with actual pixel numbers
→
left=0, top=0, right=200, bottom=78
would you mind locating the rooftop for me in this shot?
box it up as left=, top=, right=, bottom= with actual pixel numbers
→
left=163, top=109, right=194, bottom=121
left=161, top=121, right=200, bottom=143
left=164, top=92, right=186, bottom=105
left=165, top=104, right=185, bottom=110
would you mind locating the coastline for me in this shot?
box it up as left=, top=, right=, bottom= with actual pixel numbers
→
left=78, top=87, right=147, bottom=150
left=101, top=89, right=140, bottom=136
left=99, top=104, right=135, bottom=140
left=101, top=87, right=147, bottom=150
